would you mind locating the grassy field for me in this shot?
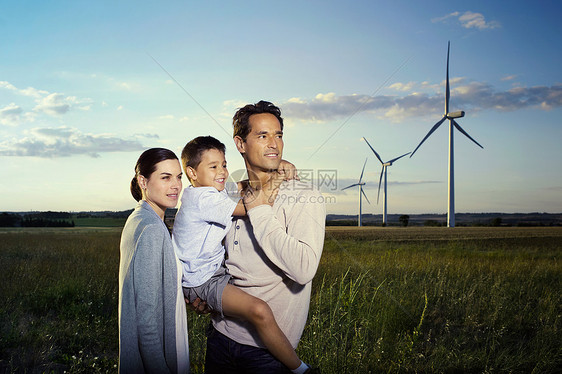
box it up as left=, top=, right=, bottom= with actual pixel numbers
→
left=0, top=226, right=560, bottom=373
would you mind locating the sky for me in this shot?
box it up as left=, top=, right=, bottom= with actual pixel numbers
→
left=1, top=0, right=561, bottom=215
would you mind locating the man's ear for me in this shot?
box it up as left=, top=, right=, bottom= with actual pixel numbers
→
left=186, top=166, right=197, bottom=181
left=234, top=136, right=245, bottom=154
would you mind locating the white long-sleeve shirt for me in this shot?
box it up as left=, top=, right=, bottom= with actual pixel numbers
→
left=212, top=179, right=326, bottom=348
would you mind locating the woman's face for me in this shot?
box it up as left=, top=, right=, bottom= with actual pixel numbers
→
left=140, top=159, right=182, bottom=218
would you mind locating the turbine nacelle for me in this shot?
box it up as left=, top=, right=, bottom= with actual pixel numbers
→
left=362, top=137, right=410, bottom=210
left=446, top=110, right=465, bottom=119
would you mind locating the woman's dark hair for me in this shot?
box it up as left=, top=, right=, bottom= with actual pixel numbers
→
left=130, top=148, right=178, bottom=201
left=181, top=136, right=226, bottom=176
left=233, top=100, right=283, bottom=141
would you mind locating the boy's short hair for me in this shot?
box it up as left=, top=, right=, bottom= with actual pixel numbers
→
left=181, top=136, right=226, bottom=176
left=233, top=100, right=284, bottom=141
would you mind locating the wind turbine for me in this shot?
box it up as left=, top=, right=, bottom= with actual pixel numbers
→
left=363, top=137, right=410, bottom=226
left=410, top=41, right=483, bottom=227
left=342, top=158, right=370, bottom=227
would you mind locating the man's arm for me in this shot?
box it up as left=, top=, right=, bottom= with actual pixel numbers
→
left=245, top=188, right=325, bottom=285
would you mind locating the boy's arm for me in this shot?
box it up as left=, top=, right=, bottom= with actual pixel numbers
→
left=232, top=199, right=246, bottom=216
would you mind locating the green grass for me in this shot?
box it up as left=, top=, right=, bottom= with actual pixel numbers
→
left=0, top=230, right=120, bottom=372
left=0, top=227, right=560, bottom=373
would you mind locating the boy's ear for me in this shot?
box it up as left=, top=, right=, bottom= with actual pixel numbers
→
left=186, top=166, right=197, bottom=181
left=234, top=136, right=245, bottom=154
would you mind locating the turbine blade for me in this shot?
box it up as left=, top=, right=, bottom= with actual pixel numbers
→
left=446, top=41, right=450, bottom=114
left=341, top=183, right=360, bottom=191
left=377, top=166, right=384, bottom=204
left=363, top=137, right=384, bottom=164
left=359, top=158, right=368, bottom=183
left=410, top=116, right=446, bottom=157
left=452, top=119, right=484, bottom=149
left=361, top=187, right=371, bottom=205
left=388, top=152, right=411, bottom=164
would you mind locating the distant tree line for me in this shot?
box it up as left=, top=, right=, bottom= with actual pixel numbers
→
left=0, top=213, right=20, bottom=227
left=0, top=212, right=74, bottom=227
left=76, top=210, right=133, bottom=219
left=21, top=218, right=75, bottom=227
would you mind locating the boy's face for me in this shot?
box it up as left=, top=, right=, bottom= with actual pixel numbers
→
left=188, top=148, right=229, bottom=191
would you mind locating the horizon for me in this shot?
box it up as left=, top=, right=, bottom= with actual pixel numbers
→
left=1, top=1, right=561, bottom=215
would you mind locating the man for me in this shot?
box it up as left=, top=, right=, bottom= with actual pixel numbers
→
left=205, top=101, right=326, bottom=373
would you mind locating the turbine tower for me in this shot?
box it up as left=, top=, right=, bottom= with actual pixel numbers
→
left=363, top=137, right=410, bottom=226
left=410, top=41, right=483, bottom=227
left=342, top=158, right=370, bottom=227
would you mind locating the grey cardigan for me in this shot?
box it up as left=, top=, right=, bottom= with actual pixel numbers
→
left=118, top=201, right=186, bottom=373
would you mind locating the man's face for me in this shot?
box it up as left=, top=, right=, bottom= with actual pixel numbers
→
left=236, top=113, right=284, bottom=173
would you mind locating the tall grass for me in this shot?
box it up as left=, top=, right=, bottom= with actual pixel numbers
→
left=303, top=230, right=562, bottom=373
left=0, top=227, right=560, bottom=373
left=0, top=230, right=120, bottom=372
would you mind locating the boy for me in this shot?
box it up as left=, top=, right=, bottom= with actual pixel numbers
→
left=172, top=136, right=313, bottom=374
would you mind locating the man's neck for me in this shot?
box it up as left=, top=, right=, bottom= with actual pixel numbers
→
left=245, top=165, right=276, bottom=189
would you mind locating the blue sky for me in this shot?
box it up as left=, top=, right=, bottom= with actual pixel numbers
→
left=1, top=0, right=561, bottom=215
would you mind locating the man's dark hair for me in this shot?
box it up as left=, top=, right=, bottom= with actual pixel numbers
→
left=181, top=136, right=226, bottom=175
left=233, top=100, right=284, bottom=141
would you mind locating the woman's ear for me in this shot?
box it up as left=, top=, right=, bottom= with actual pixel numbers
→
left=138, top=175, right=147, bottom=190
left=234, top=136, right=245, bottom=154
left=186, top=166, right=197, bottom=181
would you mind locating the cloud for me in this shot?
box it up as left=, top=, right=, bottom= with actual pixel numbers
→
left=0, top=81, right=49, bottom=98
left=0, top=81, right=93, bottom=121
left=33, top=93, right=71, bottom=115
left=0, top=103, right=24, bottom=126
left=388, top=82, right=417, bottom=92
left=0, top=126, right=145, bottom=158
left=453, top=82, right=562, bottom=111
left=501, top=75, right=518, bottom=81
left=133, top=133, right=160, bottom=139
left=432, top=11, right=500, bottom=30
left=281, top=83, right=562, bottom=122
left=283, top=93, right=396, bottom=122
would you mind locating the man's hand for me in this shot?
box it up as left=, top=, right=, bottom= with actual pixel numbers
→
left=185, top=297, right=211, bottom=315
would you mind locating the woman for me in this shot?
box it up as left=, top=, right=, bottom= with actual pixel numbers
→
left=118, top=148, right=190, bottom=373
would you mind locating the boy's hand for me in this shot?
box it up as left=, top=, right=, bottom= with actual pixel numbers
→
left=278, top=159, right=299, bottom=181
left=243, top=174, right=282, bottom=210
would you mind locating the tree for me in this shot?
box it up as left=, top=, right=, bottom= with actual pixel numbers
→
left=399, top=215, right=410, bottom=227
